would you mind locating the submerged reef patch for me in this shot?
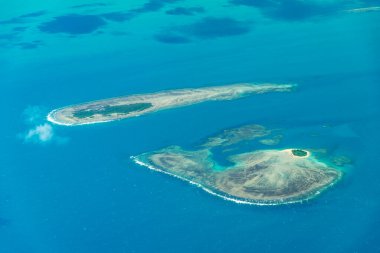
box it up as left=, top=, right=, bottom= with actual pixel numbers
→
left=165, top=7, right=205, bottom=16
left=229, top=0, right=342, bottom=21
left=202, top=124, right=270, bottom=147
left=39, top=14, right=106, bottom=35
left=154, top=17, right=251, bottom=44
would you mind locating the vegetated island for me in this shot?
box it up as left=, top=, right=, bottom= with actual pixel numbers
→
left=47, top=83, right=295, bottom=126
left=132, top=124, right=342, bottom=205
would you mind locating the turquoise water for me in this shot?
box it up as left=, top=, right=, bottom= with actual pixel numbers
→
left=1, top=1, right=380, bottom=252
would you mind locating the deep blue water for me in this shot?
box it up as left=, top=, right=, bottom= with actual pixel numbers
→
left=1, top=1, right=380, bottom=252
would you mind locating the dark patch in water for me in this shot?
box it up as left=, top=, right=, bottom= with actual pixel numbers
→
left=154, top=33, right=191, bottom=44
left=211, top=148, right=236, bottom=167
left=15, top=40, right=43, bottom=49
left=101, top=12, right=135, bottom=22
left=99, top=0, right=181, bottom=23
left=271, top=1, right=340, bottom=21
left=230, top=0, right=342, bottom=21
left=166, top=7, right=205, bottom=16
left=183, top=17, right=251, bottom=39
left=39, top=14, right=106, bottom=35
left=0, top=10, right=46, bottom=25
left=132, top=0, right=181, bottom=13
left=0, top=217, right=10, bottom=227
left=231, top=0, right=274, bottom=8
left=0, top=17, right=25, bottom=25
left=0, top=33, right=17, bottom=41
left=154, top=16, right=251, bottom=44
left=71, top=3, right=109, bottom=9
left=13, top=27, right=28, bottom=32
left=111, top=31, right=129, bottom=36
left=19, top=11, right=47, bottom=18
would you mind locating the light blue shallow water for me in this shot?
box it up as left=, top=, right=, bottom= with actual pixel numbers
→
left=1, top=1, right=380, bottom=252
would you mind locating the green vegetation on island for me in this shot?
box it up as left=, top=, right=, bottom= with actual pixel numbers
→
left=291, top=149, right=308, bottom=157
left=73, top=103, right=153, bottom=118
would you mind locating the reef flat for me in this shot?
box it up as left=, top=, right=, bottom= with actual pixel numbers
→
left=202, top=124, right=270, bottom=147
left=47, top=83, right=295, bottom=126
left=132, top=125, right=343, bottom=205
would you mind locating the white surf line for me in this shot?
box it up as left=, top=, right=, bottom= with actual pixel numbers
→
left=47, top=109, right=143, bottom=126
left=130, top=156, right=335, bottom=206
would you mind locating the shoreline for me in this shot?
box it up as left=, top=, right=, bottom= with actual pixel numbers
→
left=47, top=83, right=296, bottom=126
left=131, top=154, right=341, bottom=206
left=282, top=148, right=311, bottom=158
left=47, top=109, right=142, bottom=126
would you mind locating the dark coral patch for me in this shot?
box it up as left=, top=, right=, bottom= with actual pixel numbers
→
left=0, top=217, right=10, bottom=227
left=101, top=12, right=135, bottom=22
left=101, top=0, right=180, bottom=22
left=154, top=17, right=251, bottom=44
left=19, top=11, right=47, bottom=18
left=15, top=40, right=43, bottom=49
left=0, top=17, right=25, bottom=25
left=183, top=17, right=250, bottom=39
left=166, top=7, right=205, bottom=16
left=39, top=14, right=106, bottom=35
left=0, top=10, right=46, bottom=25
left=154, top=33, right=191, bottom=44
left=230, top=0, right=275, bottom=8
left=271, top=1, right=339, bottom=21
left=71, top=3, right=109, bottom=9
left=230, top=0, right=341, bottom=21
left=132, top=0, right=180, bottom=13
left=0, top=33, right=17, bottom=40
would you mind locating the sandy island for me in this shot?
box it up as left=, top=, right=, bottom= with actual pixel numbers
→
left=47, top=83, right=295, bottom=126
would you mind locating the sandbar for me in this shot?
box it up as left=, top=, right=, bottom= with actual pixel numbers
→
left=47, top=83, right=295, bottom=126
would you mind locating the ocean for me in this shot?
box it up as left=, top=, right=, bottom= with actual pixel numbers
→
left=1, top=0, right=380, bottom=252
